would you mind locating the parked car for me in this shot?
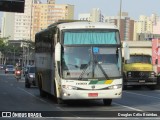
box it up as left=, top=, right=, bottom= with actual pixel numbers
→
left=5, top=65, right=15, bottom=74
left=25, top=66, right=35, bottom=88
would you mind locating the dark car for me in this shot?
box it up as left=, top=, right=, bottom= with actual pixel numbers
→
left=5, top=65, right=15, bottom=74
left=25, top=66, right=35, bottom=88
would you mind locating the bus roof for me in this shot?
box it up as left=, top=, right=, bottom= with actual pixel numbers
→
left=57, top=22, right=118, bottom=30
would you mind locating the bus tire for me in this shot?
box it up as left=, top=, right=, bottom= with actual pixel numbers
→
left=103, top=99, right=112, bottom=106
left=38, top=76, right=47, bottom=97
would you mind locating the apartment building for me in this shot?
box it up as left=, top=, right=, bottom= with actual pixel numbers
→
left=1, top=0, right=74, bottom=41
left=78, top=8, right=104, bottom=22
left=134, top=14, right=159, bottom=41
left=1, top=0, right=33, bottom=40
left=105, top=12, right=134, bottom=41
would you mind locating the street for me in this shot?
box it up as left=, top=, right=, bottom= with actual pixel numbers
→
left=0, top=70, right=160, bottom=119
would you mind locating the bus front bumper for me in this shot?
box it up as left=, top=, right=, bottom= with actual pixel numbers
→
left=61, top=88, right=122, bottom=100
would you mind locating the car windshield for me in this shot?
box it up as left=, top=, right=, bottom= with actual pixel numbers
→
left=7, top=65, right=14, bottom=68
left=61, top=46, right=121, bottom=80
left=29, top=67, right=35, bottom=73
left=126, top=55, right=151, bottom=64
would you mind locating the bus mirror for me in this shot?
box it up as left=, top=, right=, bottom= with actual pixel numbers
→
left=55, top=42, right=61, bottom=61
left=123, top=42, right=130, bottom=60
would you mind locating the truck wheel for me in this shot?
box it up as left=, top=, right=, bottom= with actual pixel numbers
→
left=103, top=99, right=112, bottom=106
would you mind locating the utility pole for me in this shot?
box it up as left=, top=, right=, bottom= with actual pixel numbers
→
left=119, top=0, right=122, bottom=30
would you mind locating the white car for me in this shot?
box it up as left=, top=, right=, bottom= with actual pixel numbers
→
left=25, top=66, right=35, bottom=88
left=5, top=65, right=15, bottom=74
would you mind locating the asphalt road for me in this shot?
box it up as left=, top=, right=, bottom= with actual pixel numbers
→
left=0, top=69, right=160, bottom=119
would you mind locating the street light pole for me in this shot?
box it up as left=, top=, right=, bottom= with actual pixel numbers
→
left=119, top=0, right=122, bottom=30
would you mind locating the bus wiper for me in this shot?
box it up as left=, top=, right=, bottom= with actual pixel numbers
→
left=94, top=60, right=110, bottom=80
left=78, top=61, right=91, bottom=80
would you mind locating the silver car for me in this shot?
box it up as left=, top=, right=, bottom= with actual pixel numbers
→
left=25, top=66, right=35, bottom=88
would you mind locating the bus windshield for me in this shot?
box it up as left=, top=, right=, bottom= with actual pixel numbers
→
left=61, top=47, right=121, bottom=80
left=63, top=29, right=120, bottom=45
left=126, top=55, right=151, bottom=64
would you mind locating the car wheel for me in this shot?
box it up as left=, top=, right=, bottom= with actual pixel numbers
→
left=25, top=79, right=31, bottom=88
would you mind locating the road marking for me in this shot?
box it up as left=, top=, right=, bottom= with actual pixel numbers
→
left=17, top=87, right=64, bottom=111
left=124, top=91, right=160, bottom=100
left=113, top=102, right=143, bottom=111
left=17, top=87, right=48, bottom=103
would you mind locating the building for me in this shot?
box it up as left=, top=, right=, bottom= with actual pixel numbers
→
left=134, top=14, right=160, bottom=41
left=1, top=0, right=74, bottom=42
left=105, top=12, right=134, bottom=41
left=1, top=0, right=34, bottom=41
left=78, top=13, right=90, bottom=21
left=78, top=8, right=104, bottom=22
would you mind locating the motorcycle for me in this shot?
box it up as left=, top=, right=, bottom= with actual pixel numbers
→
left=15, top=70, right=21, bottom=81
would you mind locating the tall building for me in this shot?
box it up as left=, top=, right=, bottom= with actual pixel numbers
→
left=1, top=0, right=33, bottom=41
left=134, top=15, right=154, bottom=41
left=105, top=12, right=134, bottom=41
left=32, top=2, right=74, bottom=41
left=78, top=8, right=104, bottom=22
left=1, top=0, right=74, bottom=41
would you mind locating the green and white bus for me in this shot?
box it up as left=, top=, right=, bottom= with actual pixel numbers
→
left=35, top=21, right=123, bottom=106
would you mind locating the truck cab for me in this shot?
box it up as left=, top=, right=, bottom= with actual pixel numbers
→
left=123, top=53, right=157, bottom=90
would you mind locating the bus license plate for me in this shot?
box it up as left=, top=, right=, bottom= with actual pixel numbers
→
left=88, top=93, right=98, bottom=97
left=139, top=80, right=145, bottom=83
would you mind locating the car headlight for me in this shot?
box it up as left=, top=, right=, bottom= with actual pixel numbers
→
left=62, top=85, right=77, bottom=90
left=108, top=84, right=122, bottom=89
left=29, top=74, right=34, bottom=78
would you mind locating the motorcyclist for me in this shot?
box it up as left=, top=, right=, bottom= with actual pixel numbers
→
left=15, top=64, right=22, bottom=81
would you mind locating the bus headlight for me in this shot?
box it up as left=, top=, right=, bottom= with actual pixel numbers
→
left=108, top=84, right=122, bottom=89
left=62, top=85, right=77, bottom=90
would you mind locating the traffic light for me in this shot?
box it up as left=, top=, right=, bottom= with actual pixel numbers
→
left=0, top=0, right=25, bottom=13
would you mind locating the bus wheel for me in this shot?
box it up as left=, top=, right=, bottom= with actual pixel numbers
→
left=38, top=77, right=47, bottom=97
left=103, top=99, right=112, bottom=106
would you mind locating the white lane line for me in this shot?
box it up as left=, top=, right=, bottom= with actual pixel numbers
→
left=123, top=91, right=160, bottom=100
left=17, top=87, right=48, bottom=103
left=17, top=87, right=64, bottom=111
left=113, top=102, right=143, bottom=111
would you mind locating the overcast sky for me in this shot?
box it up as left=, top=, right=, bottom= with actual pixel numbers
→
left=0, top=0, right=160, bottom=28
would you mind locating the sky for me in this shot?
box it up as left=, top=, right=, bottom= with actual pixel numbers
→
left=0, top=0, right=160, bottom=27
left=54, top=0, right=160, bottom=20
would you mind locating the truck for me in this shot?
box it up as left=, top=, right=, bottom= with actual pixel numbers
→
left=123, top=41, right=157, bottom=90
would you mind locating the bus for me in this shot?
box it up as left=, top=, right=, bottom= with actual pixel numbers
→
left=35, top=20, right=123, bottom=106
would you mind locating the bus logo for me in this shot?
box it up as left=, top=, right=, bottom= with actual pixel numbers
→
left=91, top=85, right=95, bottom=89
